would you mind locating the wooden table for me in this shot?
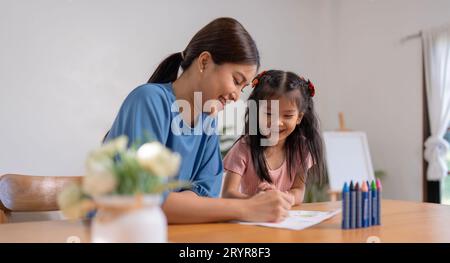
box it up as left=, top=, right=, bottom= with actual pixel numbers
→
left=0, top=200, right=449, bottom=243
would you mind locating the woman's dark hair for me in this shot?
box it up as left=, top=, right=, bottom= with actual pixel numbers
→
left=241, top=70, right=325, bottom=184
left=148, top=17, right=260, bottom=83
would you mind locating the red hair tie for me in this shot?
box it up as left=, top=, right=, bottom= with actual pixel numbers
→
left=251, top=70, right=267, bottom=88
left=307, top=79, right=315, bottom=97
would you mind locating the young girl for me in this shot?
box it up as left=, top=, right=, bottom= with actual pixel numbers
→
left=223, top=70, right=325, bottom=206
left=105, top=18, right=293, bottom=223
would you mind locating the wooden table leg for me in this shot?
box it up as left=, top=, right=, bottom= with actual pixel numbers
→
left=0, top=210, right=8, bottom=224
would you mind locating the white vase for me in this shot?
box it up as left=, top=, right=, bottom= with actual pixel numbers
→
left=91, top=195, right=167, bottom=243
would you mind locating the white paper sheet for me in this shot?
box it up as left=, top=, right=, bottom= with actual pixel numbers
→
left=238, top=209, right=341, bottom=230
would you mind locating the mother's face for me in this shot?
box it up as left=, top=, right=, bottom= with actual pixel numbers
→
left=196, top=53, right=257, bottom=115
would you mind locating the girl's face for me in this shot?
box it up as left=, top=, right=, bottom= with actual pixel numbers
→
left=196, top=53, right=257, bottom=114
left=259, top=94, right=304, bottom=144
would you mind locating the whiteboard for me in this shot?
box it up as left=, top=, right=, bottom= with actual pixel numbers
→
left=323, top=131, right=375, bottom=192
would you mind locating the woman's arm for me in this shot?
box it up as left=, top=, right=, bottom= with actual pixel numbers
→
left=162, top=190, right=293, bottom=224
left=221, top=171, right=249, bottom=199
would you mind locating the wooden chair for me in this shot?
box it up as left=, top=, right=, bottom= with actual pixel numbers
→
left=0, top=174, right=82, bottom=223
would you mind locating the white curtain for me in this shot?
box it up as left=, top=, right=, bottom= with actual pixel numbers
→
left=422, top=25, right=450, bottom=181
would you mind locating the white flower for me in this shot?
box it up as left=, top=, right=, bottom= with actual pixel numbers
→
left=137, top=142, right=181, bottom=177
left=91, top=135, right=128, bottom=158
left=61, top=199, right=95, bottom=220
left=57, top=184, right=96, bottom=220
left=83, top=156, right=117, bottom=196
left=58, top=183, right=83, bottom=210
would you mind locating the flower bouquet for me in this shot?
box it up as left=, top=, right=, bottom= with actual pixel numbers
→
left=57, top=136, right=185, bottom=242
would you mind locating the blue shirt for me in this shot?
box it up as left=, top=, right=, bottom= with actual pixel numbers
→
left=105, top=83, right=223, bottom=201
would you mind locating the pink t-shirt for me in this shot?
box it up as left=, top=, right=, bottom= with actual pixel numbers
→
left=223, top=138, right=313, bottom=196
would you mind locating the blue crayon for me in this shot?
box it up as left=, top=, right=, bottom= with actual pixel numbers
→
left=366, top=181, right=372, bottom=227
left=376, top=179, right=382, bottom=225
left=371, top=180, right=378, bottom=225
left=342, top=182, right=350, bottom=229
left=355, top=182, right=362, bottom=228
left=361, top=182, right=369, bottom=227
left=350, top=181, right=356, bottom=229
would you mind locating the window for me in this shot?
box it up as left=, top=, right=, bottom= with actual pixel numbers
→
left=442, top=128, right=450, bottom=205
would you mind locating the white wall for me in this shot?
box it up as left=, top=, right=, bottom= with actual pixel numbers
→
left=1, top=0, right=449, bottom=201
left=312, top=0, right=450, bottom=201
left=0, top=0, right=318, bottom=175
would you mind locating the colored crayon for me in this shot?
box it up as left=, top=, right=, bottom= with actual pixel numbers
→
left=366, top=181, right=372, bottom=227
left=342, top=182, right=350, bottom=229
left=371, top=180, right=378, bottom=225
left=376, top=179, right=382, bottom=225
left=361, top=181, right=369, bottom=227
left=350, top=181, right=356, bottom=229
left=355, top=182, right=362, bottom=228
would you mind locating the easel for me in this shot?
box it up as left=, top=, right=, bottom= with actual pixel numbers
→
left=327, top=112, right=350, bottom=201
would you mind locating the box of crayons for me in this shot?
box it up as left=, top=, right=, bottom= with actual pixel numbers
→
left=342, top=179, right=382, bottom=229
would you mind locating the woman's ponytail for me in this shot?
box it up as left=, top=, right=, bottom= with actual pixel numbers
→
left=147, top=52, right=183, bottom=83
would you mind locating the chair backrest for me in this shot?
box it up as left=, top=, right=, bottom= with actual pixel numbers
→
left=0, top=174, right=82, bottom=223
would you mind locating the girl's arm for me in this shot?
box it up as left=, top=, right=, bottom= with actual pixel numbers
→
left=162, top=190, right=293, bottom=224
left=221, top=171, right=249, bottom=199
left=287, top=171, right=307, bottom=206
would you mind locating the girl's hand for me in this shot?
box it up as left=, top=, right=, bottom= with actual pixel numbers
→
left=240, top=190, right=293, bottom=222
left=284, top=191, right=296, bottom=206
left=257, top=182, right=277, bottom=192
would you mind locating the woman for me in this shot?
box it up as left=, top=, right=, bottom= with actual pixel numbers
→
left=105, top=17, right=292, bottom=223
